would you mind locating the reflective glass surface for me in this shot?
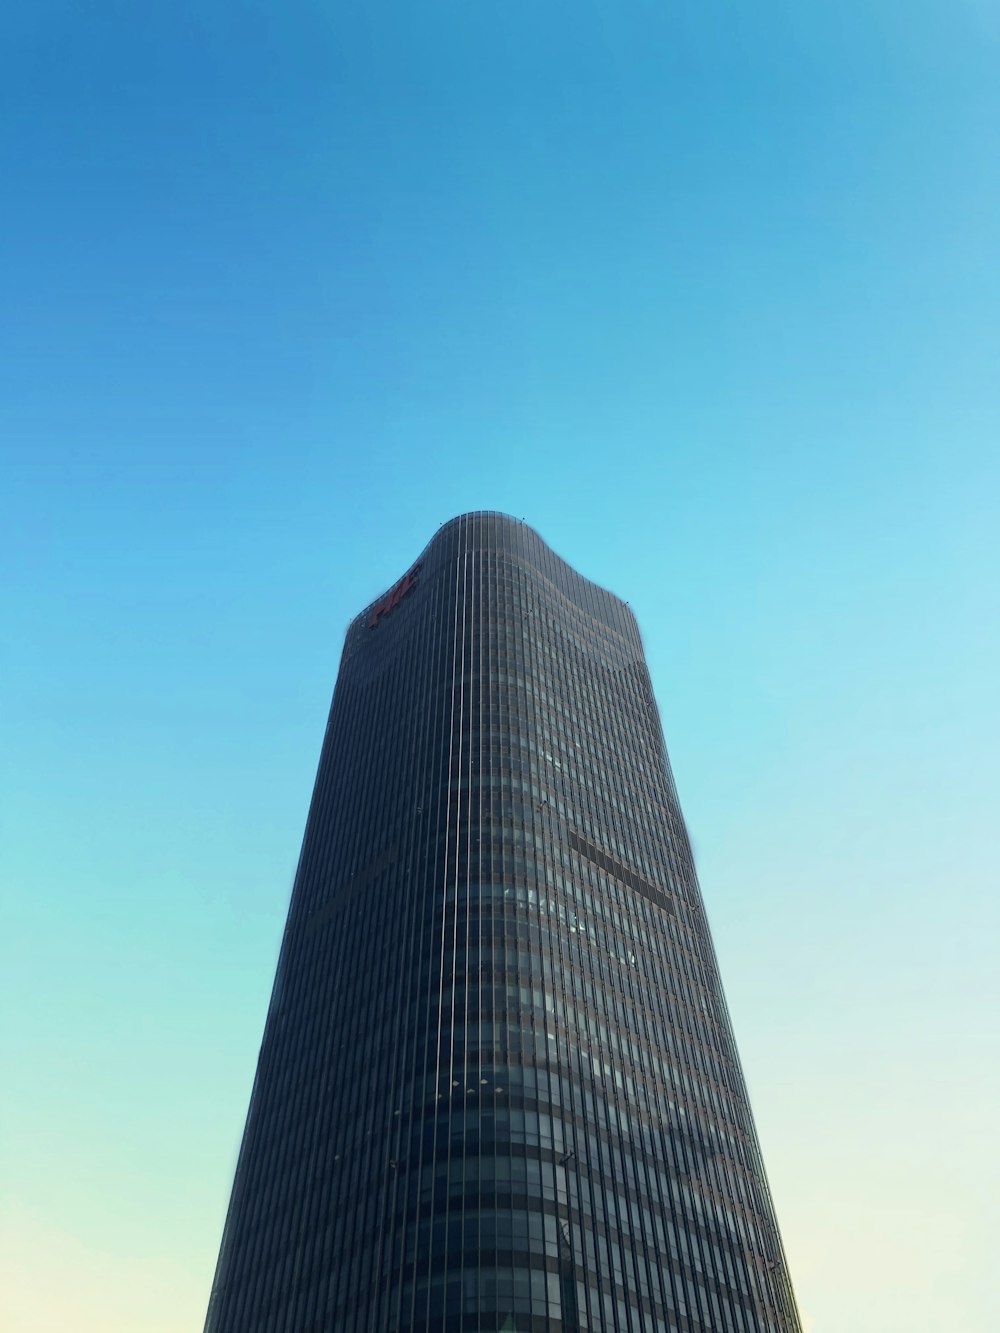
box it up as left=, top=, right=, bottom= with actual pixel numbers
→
left=204, top=513, right=801, bottom=1333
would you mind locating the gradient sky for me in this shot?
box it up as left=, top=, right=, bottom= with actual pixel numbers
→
left=2, top=3, right=998, bottom=1331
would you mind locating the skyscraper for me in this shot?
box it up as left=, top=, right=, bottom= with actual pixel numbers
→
left=204, top=512, right=801, bottom=1333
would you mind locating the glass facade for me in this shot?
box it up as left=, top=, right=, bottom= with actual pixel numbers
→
left=204, top=512, right=801, bottom=1333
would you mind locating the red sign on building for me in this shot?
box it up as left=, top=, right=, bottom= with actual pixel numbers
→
left=369, top=563, right=422, bottom=628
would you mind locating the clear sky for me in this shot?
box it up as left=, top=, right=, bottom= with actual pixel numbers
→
left=2, top=3, right=998, bottom=1331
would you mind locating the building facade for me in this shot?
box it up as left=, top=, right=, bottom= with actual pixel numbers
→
left=204, top=512, right=801, bottom=1333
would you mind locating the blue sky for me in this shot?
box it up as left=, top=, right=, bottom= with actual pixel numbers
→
left=2, top=4, right=998, bottom=1330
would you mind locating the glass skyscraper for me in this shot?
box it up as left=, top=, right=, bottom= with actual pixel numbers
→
left=204, top=512, right=801, bottom=1333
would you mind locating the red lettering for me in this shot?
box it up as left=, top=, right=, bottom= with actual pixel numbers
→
left=369, top=564, right=422, bottom=628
